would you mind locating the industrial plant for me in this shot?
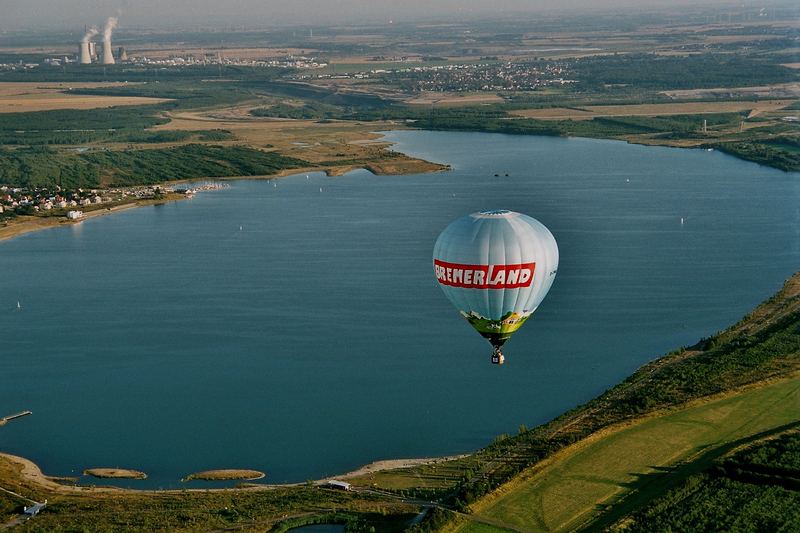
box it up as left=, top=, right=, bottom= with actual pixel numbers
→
left=0, top=14, right=334, bottom=72
left=77, top=16, right=121, bottom=65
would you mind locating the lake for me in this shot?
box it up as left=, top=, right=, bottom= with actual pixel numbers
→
left=1, top=131, right=798, bottom=488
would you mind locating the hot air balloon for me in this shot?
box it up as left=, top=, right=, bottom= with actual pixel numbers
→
left=433, top=210, right=558, bottom=364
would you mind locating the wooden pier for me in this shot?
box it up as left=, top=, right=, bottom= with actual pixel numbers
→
left=0, top=411, right=32, bottom=426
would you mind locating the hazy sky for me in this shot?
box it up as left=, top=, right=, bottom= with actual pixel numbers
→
left=0, top=0, right=777, bottom=29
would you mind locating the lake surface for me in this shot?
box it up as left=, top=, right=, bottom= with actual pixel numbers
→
left=1, top=131, right=798, bottom=488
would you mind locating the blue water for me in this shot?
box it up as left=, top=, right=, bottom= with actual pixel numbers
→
left=1, top=131, right=798, bottom=489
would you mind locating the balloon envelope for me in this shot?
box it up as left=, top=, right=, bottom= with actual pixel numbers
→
left=433, top=209, right=558, bottom=348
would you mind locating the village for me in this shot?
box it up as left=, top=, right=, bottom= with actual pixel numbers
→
left=299, top=60, right=575, bottom=92
left=0, top=182, right=227, bottom=221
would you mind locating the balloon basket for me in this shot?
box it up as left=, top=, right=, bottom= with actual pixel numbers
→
left=491, top=347, right=505, bottom=365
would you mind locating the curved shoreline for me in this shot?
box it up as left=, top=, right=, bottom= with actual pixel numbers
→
left=0, top=450, right=468, bottom=494
left=0, top=158, right=447, bottom=245
left=0, top=272, right=800, bottom=531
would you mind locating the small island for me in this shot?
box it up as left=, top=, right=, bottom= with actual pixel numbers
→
left=182, top=469, right=265, bottom=482
left=83, top=468, right=147, bottom=480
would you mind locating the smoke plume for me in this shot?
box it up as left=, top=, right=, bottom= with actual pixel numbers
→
left=82, top=27, right=98, bottom=43
left=103, top=16, right=118, bottom=41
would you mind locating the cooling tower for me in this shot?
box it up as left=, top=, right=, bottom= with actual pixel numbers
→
left=79, top=42, right=91, bottom=64
left=89, top=42, right=97, bottom=60
left=118, top=47, right=128, bottom=61
left=102, top=40, right=115, bottom=65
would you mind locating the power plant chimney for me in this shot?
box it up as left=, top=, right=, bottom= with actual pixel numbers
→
left=79, top=42, right=91, bottom=64
left=101, top=16, right=118, bottom=65
left=102, top=40, right=115, bottom=64
left=80, top=26, right=98, bottom=64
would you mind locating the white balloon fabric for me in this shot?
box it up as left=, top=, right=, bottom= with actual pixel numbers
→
left=433, top=210, right=559, bottom=349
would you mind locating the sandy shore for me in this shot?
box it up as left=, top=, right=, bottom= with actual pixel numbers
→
left=183, top=469, right=266, bottom=482
left=84, top=468, right=148, bottom=480
left=0, top=200, right=159, bottom=244
left=336, top=456, right=469, bottom=480
left=0, top=450, right=463, bottom=495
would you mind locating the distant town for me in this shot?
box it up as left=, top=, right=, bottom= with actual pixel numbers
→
left=0, top=183, right=227, bottom=222
left=364, top=61, right=574, bottom=92
left=2, top=53, right=573, bottom=93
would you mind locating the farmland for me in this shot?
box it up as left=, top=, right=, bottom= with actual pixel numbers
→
left=0, top=82, right=170, bottom=113
left=509, top=100, right=794, bottom=121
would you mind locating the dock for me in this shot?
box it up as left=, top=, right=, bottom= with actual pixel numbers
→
left=0, top=410, right=32, bottom=426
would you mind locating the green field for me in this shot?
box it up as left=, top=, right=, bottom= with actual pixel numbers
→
left=618, top=475, right=800, bottom=532
left=618, top=430, right=800, bottom=532
left=452, top=521, right=517, bottom=533
left=461, top=376, right=800, bottom=532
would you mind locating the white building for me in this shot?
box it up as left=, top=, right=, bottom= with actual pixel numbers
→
left=324, top=480, right=352, bottom=491
left=24, top=500, right=47, bottom=516
left=66, top=210, right=83, bottom=220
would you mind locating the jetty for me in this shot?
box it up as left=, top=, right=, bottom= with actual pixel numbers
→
left=0, top=411, right=32, bottom=426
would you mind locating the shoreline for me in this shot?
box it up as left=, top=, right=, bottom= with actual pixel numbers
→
left=0, top=158, right=448, bottom=245
left=0, top=197, right=176, bottom=244
left=0, top=450, right=468, bottom=495
left=2, top=376, right=796, bottom=496
left=335, top=455, right=470, bottom=480
left=0, top=270, right=796, bottom=519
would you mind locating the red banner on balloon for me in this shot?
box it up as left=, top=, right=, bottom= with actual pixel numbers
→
left=433, top=260, right=535, bottom=289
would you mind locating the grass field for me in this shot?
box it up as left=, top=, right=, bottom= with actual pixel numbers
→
left=660, top=82, right=800, bottom=100
left=0, top=82, right=170, bottom=112
left=449, top=520, right=517, bottom=533
left=406, top=92, right=505, bottom=106
left=462, top=375, right=800, bottom=533
left=614, top=429, right=800, bottom=531
left=155, top=109, right=447, bottom=173
left=510, top=100, right=795, bottom=121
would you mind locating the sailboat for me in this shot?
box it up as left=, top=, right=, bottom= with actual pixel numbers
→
left=17, top=301, right=21, bottom=310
